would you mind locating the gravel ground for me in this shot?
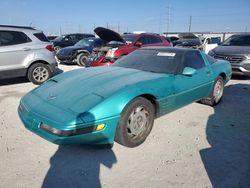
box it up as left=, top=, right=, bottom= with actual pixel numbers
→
left=0, top=64, right=250, bottom=188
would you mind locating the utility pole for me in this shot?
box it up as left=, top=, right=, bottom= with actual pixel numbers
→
left=106, top=22, right=109, bottom=29
left=59, top=26, right=62, bottom=35
left=118, top=22, right=120, bottom=33
left=188, top=16, right=192, bottom=32
left=166, top=6, right=171, bottom=32
left=245, top=26, right=248, bottom=32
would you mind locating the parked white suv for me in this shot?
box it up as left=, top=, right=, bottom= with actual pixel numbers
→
left=0, top=25, right=57, bottom=84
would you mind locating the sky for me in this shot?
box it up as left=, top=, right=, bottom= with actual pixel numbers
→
left=0, top=0, right=249, bottom=35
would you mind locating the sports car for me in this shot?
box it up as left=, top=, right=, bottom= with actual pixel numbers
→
left=18, top=47, right=231, bottom=148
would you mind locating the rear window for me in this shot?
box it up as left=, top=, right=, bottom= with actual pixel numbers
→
left=113, top=49, right=183, bottom=74
left=33, top=33, right=49, bottom=42
left=0, top=30, right=31, bottom=46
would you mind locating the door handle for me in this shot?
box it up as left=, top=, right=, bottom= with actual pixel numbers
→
left=23, top=48, right=31, bottom=51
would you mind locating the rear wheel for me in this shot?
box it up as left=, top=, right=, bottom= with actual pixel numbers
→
left=27, top=63, right=51, bottom=85
left=77, top=53, right=88, bottom=67
left=115, top=97, right=155, bottom=147
left=200, top=76, right=224, bottom=106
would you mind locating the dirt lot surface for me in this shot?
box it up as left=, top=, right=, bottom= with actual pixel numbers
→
left=0, top=64, right=250, bottom=188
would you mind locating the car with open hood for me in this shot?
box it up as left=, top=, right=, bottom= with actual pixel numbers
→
left=89, top=27, right=171, bottom=67
left=208, top=33, right=250, bottom=76
left=18, top=47, right=231, bottom=148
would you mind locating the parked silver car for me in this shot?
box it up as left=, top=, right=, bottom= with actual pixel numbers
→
left=0, top=25, right=57, bottom=84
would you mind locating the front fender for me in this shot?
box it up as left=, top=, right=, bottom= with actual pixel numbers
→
left=77, top=50, right=90, bottom=56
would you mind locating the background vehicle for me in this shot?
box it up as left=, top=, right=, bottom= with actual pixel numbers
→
left=172, top=33, right=202, bottom=49
left=89, top=27, right=171, bottom=67
left=56, top=37, right=105, bottom=66
left=200, top=36, right=221, bottom=54
left=18, top=47, right=231, bottom=148
left=0, top=25, right=57, bottom=84
left=47, top=35, right=57, bottom=41
left=53, top=33, right=95, bottom=51
left=208, top=33, right=250, bottom=76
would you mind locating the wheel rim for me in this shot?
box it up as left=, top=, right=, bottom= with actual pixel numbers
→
left=33, top=67, right=49, bottom=83
left=127, top=106, right=150, bottom=138
left=213, top=79, right=224, bottom=102
left=80, top=55, right=87, bottom=66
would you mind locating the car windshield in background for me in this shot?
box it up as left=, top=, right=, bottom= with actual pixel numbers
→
left=122, top=35, right=136, bottom=43
left=221, top=35, right=250, bottom=46
left=53, top=35, right=65, bottom=42
left=113, top=49, right=183, bottom=74
left=74, top=38, right=94, bottom=47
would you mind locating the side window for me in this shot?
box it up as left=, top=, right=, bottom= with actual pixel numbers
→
left=206, top=54, right=217, bottom=64
left=0, top=30, right=31, bottom=46
left=184, top=51, right=205, bottom=69
left=68, top=35, right=77, bottom=42
left=137, top=36, right=148, bottom=45
left=148, top=36, right=162, bottom=44
left=77, top=34, right=84, bottom=40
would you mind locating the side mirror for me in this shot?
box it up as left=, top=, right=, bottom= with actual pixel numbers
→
left=134, top=41, right=142, bottom=47
left=182, top=67, right=197, bottom=76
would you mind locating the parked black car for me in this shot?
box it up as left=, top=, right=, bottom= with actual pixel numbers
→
left=47, top=35, right=57, bottom=41
left=173, top=33, right=202, bottom=49
left=208, top=33, right=250, bottom=76
left=56, top=37, right=105, bottom=66
left=53, top=33, right=95, bottom=51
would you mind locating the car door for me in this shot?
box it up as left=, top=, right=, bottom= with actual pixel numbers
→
left=173, top=51, right=213, bottom=108
left=0, top=30, right=33, bottom=71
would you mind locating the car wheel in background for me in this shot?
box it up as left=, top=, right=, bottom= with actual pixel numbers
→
left=77, top=53, right=88, bottom=67
left=201, top=76, right=224, bottom=106
left=27, top=63, right=52, bottom=85
left=115, top=97, right=155, bottom=147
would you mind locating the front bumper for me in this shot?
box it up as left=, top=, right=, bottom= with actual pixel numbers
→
left=18, top=102, right=119, bottom=145
left=55, top=54, right=76, bottom=64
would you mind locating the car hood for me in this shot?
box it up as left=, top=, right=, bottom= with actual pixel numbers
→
left=94, top=27, right=125, bottom=43
left=33, top=66, right=165, bottom=114
left=212, top=45, right=250, bottom=55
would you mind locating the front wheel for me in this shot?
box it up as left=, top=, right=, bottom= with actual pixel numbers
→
left=115, top=97, right=155, bottom=147
left=77, top=53, right=88, bottom=67
left=27, top=63, right=52, bottom=85
left=200, top=76, right=224, bottom=106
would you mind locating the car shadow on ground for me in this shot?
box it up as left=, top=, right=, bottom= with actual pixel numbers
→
left=42, top=145, right=117, bottom=188
left=0, top=68, right=63, bottom=86
left=200, top=84, right=250, bottom=188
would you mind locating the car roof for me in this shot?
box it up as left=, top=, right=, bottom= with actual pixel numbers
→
left=0, top=25, right=43, bottom=34
left=231, top=33, right=250, bottom=36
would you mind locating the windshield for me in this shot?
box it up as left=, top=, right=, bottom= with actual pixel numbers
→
left=113, top=49, right=183, bottom=74
left=74, top=38, right=95, bottom=47
left=122, top=35, right=136, bottom=43
left=221, top=35, right=250, bottom=46
left=53, top=35, right=65, bottom=42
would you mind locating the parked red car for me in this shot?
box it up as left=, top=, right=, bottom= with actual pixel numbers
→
left=89, top=27, right=171, bottom=67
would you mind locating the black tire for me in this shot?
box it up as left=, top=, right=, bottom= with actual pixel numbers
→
left=27, top=63, right=52, bottom=85
left=77, top=53, right=88, bottom=67
left=115, top=97, right=155, bottom=147
left=200, top=76, right=224, bottom=106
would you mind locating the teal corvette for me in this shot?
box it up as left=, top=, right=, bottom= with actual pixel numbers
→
left=18, top=47, right=231, bottom=148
